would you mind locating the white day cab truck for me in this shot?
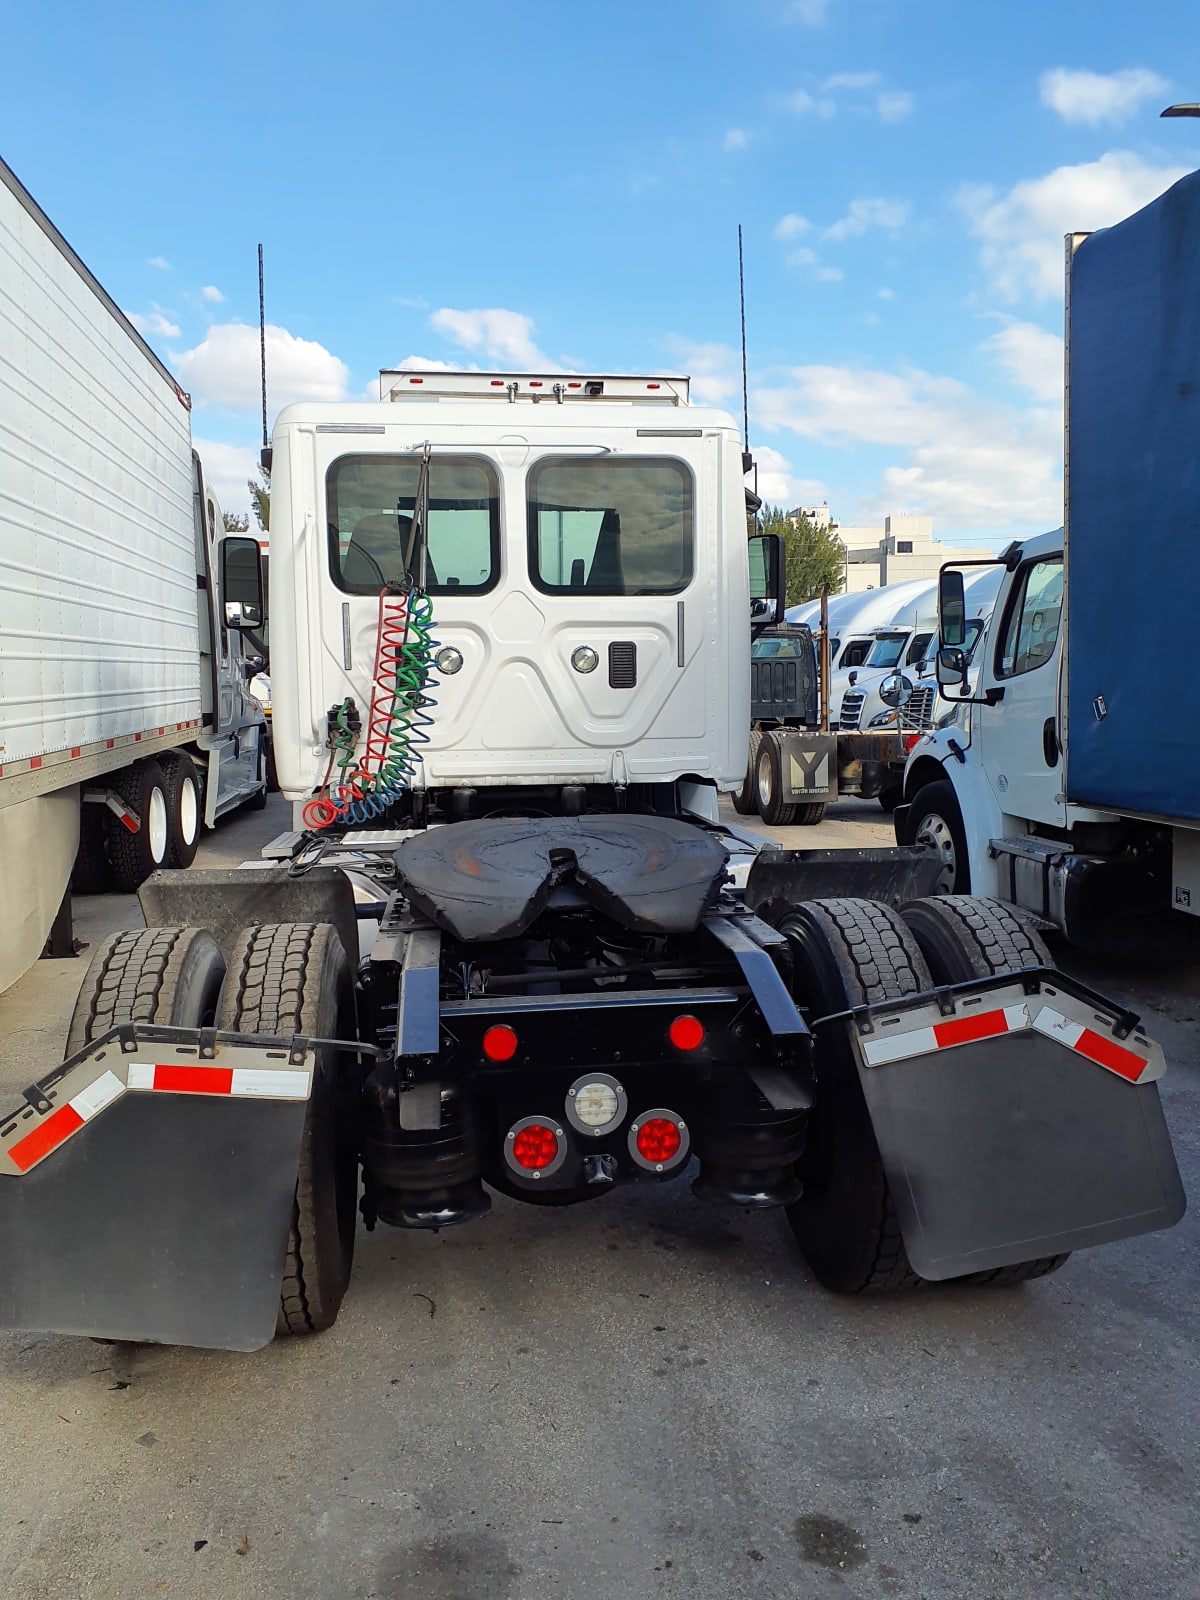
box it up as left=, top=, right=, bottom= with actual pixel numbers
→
left=0, top=157, right=268, bottom=995
left=899, top=169, right=1200, bottom=955
left=0, top=361, right=1184, bottom=1353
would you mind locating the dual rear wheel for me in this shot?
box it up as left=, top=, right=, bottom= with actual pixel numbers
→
left=72, top=754, right=203, bottom=894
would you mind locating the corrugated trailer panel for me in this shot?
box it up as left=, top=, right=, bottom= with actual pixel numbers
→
left=0, top=164, right=201, bottom=767
left=1065, top=170, right=1200, bottom=824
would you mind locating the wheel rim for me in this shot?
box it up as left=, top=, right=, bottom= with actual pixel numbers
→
left=179, top=776, right=199, bottom=845
left=757, top=751, right=773, bottom=808
left=915, top=813, right=955, bottom=892
left=148, top=786, right=169, bottom=863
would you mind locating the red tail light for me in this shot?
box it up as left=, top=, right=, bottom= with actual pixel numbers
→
left=628, top=1109, right=690, bottom=1172
left=511, top=1123, right=559, bottom=1169
left=482, top=1024, right=518, bottom=1062
left=668, top=1014, right=704, bottom=1052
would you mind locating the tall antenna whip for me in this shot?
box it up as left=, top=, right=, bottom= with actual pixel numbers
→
left=258, top=243, right=268, bottom=452
left=738, top=224, right=750, bottom=448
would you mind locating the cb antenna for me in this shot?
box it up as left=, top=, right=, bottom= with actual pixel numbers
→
left=738, top=224, right=758, bottom=504
left=258, top=243, right=268, bottom=454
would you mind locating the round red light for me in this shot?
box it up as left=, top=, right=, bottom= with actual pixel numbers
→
left=482, top=1024, right=518, bottom=1062
left=512, top=1123, right=559, bottom=1170
left=668, top=1014, right=705, bottom=1051
left=636, top=1118, right=682, bottom=1164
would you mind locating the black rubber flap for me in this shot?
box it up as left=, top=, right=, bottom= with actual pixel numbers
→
left=853, top=1029, right=1186, bottom=1279
left=395, top=815, right=729, bottom=941
left=0, top=1093, right=305, bottom=1350
left=745, top=846, right=943, bottom=921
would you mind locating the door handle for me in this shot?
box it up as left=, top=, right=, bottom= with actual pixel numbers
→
left=1042, top=717, right=1059, bottom=767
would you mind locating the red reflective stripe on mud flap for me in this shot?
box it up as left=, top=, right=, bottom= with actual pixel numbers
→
left=9, top=1104, right=84, bottom=1172
left=932, top=1010, right=1010, bottom=1049
left=152, top=1064, right=235, bottom=1095
left=1074, top=1028, right=1148, bottom=1083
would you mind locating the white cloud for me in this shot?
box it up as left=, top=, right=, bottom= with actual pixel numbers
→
left=823, top=72, right=880, bottom=91
left=753, top=363, right=1062, bottom=529
left=429, top=307, right=552, bottom=368
left=774, top=212, right=811, bottom=239
left=200, top=285, right=224, bottom=303
left=787, top=246, right=818, bottom=267
left=665, top=339, right=741, bottom=405
left=391, top=354, right=466, bottom=372
left=787, top=89, right=836, bottom=118
left=826, top=197, right=910, bottom=241
left=959, top=151, right=1189, bottom=301
left=126, top=307, right=181, bottom=339
left=815, top=265, right=844, bottom=281
left=877, top=89, right=914, bottom=123
left=751, top=443, right=829, bottom=506
left=147, top=256, right=171, bottom=271
left=172, top=322, right=350, bottom=411
left=723, top=128, right=750, bottom=152
left=1039, top=67, right=1168, bottom=127
left=983, top=320, right=1064, bottom=403
left=192, top=437, right=260, bottom=521
left=876, top=287, right=895, bottom=300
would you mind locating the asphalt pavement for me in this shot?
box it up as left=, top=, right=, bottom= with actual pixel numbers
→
left=0, top=795, right=1196, bottom=1600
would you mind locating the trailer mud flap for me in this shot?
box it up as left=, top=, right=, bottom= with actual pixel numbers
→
left=0, top=1027, right=314, bottom=1350
left=842, top=972, right=1185, bottom=1280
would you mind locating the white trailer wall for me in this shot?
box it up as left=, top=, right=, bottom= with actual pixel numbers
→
left=0, top=165, right=202, bottom=769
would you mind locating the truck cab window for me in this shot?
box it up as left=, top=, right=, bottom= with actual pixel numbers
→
left=995, top=557, right=1063, bottom=678
left=528, top=457, right=693, bottom=595
left=327, top=455, right=500, bottom=595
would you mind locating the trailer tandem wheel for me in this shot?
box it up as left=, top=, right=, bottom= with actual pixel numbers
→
left=779, top=897, right=931, bottom=1293
left=104, top=759, right=172, bottom=892
left=898, top=895, right=1070, bottom=1285
left=217, top=923, right=357, bottom=1337
left=65, top=926, right=226, bottom=1056
left=756, top=733, right=798, bottom=827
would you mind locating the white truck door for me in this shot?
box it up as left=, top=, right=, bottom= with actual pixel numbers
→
left=973, top=552, right=1066, bottom=827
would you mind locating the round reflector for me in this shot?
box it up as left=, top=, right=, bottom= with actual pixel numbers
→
left=511, top=1123, right=559, bottom=1169
left=668, top=1014, right=705, bottom=1052
left=482, top=1024, right=518, bottom=1062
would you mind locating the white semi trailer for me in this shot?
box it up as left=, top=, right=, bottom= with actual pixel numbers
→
left=0, top=156, right=267, bottom=993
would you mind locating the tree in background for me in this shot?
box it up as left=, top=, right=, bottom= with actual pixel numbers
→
left=248, top=464, right=270, bottom=534
left=759, top=504, right=846, bottom=607
left=222, top=509, right=250, bottom=533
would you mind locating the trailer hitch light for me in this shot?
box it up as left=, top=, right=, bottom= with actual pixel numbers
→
left=482, top=1024, right=519, bottom=1062
left=668, top=1014, right=705, bottom=1052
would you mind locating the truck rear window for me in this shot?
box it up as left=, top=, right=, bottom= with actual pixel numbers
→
left=327, top=454, right=500, bottom=594
left=527, top=458, right=693, bottom=596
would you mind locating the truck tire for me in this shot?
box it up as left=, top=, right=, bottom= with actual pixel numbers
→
left=900, top=779, right=969, bottom=893
left=218, top=923, right=357, bottom=1337
left=779, top=898, right=931, bottom=1293
left=878, top=785, right=903, bottom=813
left=731, top=731, right=761, bottom=814
left=159, top=751, right=202, bottom=869
left=246, top=746, right=269, bottom=810
left=793, top=801, right=826, bottom=826
left=72, top=801, right=112, bottom=894
left=755, top=733, right=797, bottom=827
left=66, top=926, right=225, bottom=1056
left=899, top=895, right=1069, bottom=1287
left=104, top=760, right=172, bottom=893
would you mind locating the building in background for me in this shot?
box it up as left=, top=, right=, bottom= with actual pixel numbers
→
left=791, top=507, right=994, bottom=593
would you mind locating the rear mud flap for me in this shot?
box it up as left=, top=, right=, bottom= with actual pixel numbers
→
left=0, top=1027, right=314, bottom=1350
left=842, top=971, right=1186, bottom=1279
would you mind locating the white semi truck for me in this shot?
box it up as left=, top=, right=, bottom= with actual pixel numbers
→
left=0, top=156, right=267, bottom=994
left=899, top=170, right=1200, bottom=952
left=0, top=365, right=1183, bottom=1353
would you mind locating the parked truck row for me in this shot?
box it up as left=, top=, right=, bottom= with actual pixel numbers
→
left=0, top=156, right=268, bottom=995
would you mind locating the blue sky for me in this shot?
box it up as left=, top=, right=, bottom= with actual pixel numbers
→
left=5, top=0, right=1199, bottom=541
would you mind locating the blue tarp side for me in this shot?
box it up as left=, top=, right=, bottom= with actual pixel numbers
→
left=1066, top=168, right=1200, bottom=824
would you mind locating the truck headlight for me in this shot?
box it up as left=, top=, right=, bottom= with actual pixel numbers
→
left=868, top=708, right=898, bottom=729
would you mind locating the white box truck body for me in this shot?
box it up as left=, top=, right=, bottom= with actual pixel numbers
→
left=0, top=157, right=266, bottom=992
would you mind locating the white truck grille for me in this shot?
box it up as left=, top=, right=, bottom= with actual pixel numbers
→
left=837, top=690, right=866, bottom=731
left=900, top=686, right=937, bottom=730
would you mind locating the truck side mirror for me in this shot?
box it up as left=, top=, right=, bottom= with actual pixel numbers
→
left=748, top=533, right=784, bottom=626
left=221, top=535, right=264, bottom=629
left=878, top=672, right=913, bottom=709
left=936, top=645, right=968, bottom=691
left=939, top=567, right=966, bottom=647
